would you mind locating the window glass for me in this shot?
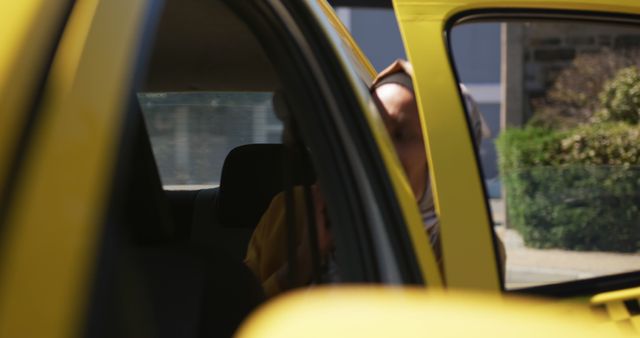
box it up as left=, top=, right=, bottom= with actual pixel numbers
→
left=451, top=19, right=640, bottom=289
left=138, top=92, right=282, bottom=189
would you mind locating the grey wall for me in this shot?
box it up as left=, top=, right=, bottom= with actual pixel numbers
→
left=348, top=8, right=406, bottom=71
left=451, top=23, right=502, bottom=83
left=450, top=23, right=502, bottom=182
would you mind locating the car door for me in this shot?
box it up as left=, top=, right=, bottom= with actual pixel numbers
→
left=392, top=0, right=503, bottom=292
left=0, top=0, right=73, bottom=207
left=395, top=0, right=640, bottom=327
left=307, top=0, right=444, bottom=288
left=1, top=0, right=447, bottom=336
left=0, top=0, right=159, bottom=336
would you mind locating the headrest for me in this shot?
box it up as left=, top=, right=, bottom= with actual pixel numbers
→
left=217, top=144, right=315, bottom=228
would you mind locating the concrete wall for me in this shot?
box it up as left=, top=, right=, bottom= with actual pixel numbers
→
left=338, top=7, right=406, bottom=72
left=450, top=23, right=502, bottom=182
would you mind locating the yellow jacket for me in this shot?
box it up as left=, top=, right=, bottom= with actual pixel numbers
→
left=244, top=188, right=307, bottom=297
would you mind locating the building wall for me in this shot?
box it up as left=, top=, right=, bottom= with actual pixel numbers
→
left=339, top=7, right=407, bottom=71
left=451, top=23, right=502, bottom=181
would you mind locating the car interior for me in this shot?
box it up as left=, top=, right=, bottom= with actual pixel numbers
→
left=78, top=1, right=640, bottom=336
left=88, top=1, right=330, bottom=337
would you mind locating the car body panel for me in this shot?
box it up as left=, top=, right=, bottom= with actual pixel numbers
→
left=393, top=0, right=640, bottom=20
left=393, top=0, right=640, bottom=293
left=315, top=0, right=444, bottom=287
left=394, top=0, right=502, bottom=292
left=315, top=0, right=376, bottom=84
left=2, top=0, right=640, bottom=336
left=592, top=286, right=640, bottom=330
left=236, top=287, right=624, bottom=338
left=0, top=0, right=151, bottom=336
left=0, top=0, right=71, bottom=200
left=307, top=0, right=443, bottom=286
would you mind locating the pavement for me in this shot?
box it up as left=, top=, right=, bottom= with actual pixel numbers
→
left=489, top=199, right=640, bottom=289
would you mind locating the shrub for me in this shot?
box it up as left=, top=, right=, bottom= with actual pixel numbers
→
left=596, top=66, right=640, bottom=125
left=497, top=124, right=640, bottom=252
left=528, top=49, right=640, bottom=129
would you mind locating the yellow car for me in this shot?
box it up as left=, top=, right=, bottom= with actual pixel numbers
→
left=0, top=0, right=639, bottom=337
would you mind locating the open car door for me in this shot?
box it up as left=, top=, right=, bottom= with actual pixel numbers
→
left=394, top=0, right=640, bottom=331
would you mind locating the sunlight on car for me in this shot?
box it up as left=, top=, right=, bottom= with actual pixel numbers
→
left=451, top=20, right=640, bottom=289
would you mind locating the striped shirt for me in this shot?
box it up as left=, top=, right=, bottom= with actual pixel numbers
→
left=419, top=174, right=441, bottom=264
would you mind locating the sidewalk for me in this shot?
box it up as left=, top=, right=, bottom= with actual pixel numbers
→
left=490, top=199, right=640, bottom=288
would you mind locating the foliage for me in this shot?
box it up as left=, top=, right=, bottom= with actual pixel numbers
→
left=497, top=125, right=640, bottom=252
left=595, top=66, right=640, bottom=125
left=528, top=49, right=640, bottom=129
left=500, top=48, right=640, bottom=252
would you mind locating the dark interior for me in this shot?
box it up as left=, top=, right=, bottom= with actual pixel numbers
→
left=143, top=0, right=279, bottom=92
left=96, top=1, right=319, bottom=337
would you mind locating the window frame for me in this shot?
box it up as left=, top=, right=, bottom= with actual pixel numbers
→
left=0, top=0, right=159, bottom=336
left=444, top=9, right=640, bottom=297
left=227, top=0, right=437, bottom=286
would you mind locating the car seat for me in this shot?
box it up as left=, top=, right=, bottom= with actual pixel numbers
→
left=190, top=143, right=316, bottom=261
left=87, top=110, right=266, bottom=338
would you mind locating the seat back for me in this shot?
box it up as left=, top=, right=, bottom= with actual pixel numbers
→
left=190, top=143, right=315, bottom=260
left=218, top=143, right=315, bottom=228
left=88, top=111, right=265, bottom=338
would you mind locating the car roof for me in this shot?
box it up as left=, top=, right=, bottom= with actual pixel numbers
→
left=143, top=0, right=279, bottom=92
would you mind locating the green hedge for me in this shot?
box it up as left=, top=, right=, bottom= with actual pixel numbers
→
left=496, top=124, right=640, bottom=252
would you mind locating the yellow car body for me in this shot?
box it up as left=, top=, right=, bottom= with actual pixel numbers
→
left=0, top=0, right=638, bottom=337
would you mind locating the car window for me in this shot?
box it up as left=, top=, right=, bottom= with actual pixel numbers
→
left=131, top=0, right=386, bottom=303
left=450, top=18, right=640, bottom=289
left=138, top=92, right=282, bottom=189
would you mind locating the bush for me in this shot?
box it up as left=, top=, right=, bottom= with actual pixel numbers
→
left=596, top=66, right=640, bottom=125
left=528, top=49, right=640, bottom=129
left=497, top=124, right=640, bottom=252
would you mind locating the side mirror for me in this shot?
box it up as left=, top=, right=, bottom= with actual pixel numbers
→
left=236, top=286, right=624, bottom=338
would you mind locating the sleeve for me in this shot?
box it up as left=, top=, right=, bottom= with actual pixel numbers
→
left=243, top=223, right=263, bottom=280
left=244, top=192, right=288, bottom=296
left=261, top=269, right=283, bottom=297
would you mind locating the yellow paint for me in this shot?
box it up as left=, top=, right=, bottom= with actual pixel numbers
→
left=316, top=0, right=376, bottom=83
left=395, top=0, right=640, bottom=22
left=0, top=0, right=149, bottom=337
left=392, top=0, right=640, bottom=291
left=394, top=0, right=500, bottom=291
left=3, top=0, right=639, bottom=336
left=237, top=287, right=625, bottom=338
left=593, top=287, right=640, bottom=305
left=630, top=316, right=640, bottom=332
left=312, top=0, right=443, bottom=286
left=0, top=0, right=69, bottom=201
left=591, top=288, right=640, bottom=331
left=605, top=302, right=630, bottom=321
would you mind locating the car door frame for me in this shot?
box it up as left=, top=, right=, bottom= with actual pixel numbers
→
left=0, top=0, right=161, bottom=336
left=0, top=0, right=74, bottom=226
left=226, top=0, right=443, bottom=287
left=393, top=0, right=640, bottom=296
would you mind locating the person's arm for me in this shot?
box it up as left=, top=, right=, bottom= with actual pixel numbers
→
left=244, top=193, right=287, bottom=296
left=244, top=185, right=333, bottom=297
